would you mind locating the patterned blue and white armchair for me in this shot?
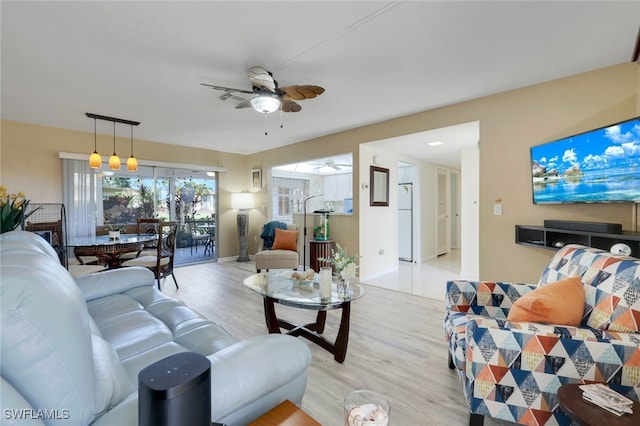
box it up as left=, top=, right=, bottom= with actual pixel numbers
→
left=444, top=244, right=640, bottom=425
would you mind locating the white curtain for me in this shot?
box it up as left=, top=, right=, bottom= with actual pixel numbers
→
left=62, top=159, right=98, bottom=238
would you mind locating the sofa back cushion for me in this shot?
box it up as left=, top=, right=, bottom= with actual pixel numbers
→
left=0, top=229, right=61, bottom=261
left=0, top=231, right=132, bottom=424
left=538, top=244, right=640, bottom=332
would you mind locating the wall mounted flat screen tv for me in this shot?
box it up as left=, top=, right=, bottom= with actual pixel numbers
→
left=531, top=117, right=640, bottom=204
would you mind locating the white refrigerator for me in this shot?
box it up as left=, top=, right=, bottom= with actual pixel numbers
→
left=398, top=183, right=413, bottom=262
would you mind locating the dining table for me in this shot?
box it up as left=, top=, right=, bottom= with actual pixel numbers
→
left=68, top=234, right=157, bottom=269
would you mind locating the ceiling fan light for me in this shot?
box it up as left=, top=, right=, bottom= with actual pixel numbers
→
left=250, top=96, right=280, bottom=114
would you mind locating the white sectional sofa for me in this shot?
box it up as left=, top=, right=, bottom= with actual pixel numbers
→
left=0, top=230, right=312, bottom=425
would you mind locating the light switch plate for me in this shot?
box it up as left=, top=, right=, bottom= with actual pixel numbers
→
left=493, top=204, right=503, bottom=216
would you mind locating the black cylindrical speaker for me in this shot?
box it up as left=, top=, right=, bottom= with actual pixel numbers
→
left=138, top=352, right=211, bottom=426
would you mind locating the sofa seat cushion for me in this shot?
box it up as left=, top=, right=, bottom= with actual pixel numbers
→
left=88, top=299, right=174, bottom=359
left=255, top=249, right=299, bottom=271
left=87, top=286, right=239, bottom=362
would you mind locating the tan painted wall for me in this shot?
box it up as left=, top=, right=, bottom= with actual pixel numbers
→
left=2, top=63, right=638, bottom=280
left=0, top=120, right=249, bottom=258
left=250, top=63, right=640, bottom=282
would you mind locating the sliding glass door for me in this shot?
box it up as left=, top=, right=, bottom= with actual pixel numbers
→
left=64, top=160, right=217, bottom=263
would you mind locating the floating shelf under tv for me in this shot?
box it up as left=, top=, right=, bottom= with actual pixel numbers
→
left=515, top=225, right=640, bottom=258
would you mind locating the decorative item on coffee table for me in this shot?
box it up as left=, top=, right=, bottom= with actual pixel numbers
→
left=318, top=243, right=360, bottom=298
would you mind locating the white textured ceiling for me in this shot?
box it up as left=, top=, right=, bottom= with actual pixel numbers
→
left=2, top=1, right=639, bottom=166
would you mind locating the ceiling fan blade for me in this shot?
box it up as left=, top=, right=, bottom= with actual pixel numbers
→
left=281, top=99, right=302, bottom=113
left=248, top=66, right=276, bottom=92
left=200, top=83, right=253, bottom=94
left=279, top=85, right=325, bottom=100
left=234, top=98, right=255, bottom=109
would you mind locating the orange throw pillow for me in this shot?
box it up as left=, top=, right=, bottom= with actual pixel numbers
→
left=272, top=228, right=298, bottom=251
left=506, top=276, right=585, bottom=326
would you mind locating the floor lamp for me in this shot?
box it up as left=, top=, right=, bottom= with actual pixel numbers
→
left=302, top=194, right=322, bottom=269
left=231, top=192, right=254, bottom=262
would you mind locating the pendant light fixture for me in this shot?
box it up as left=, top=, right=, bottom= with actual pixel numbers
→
left=86, top=113, right=140, bottom=171
left=127, top=124, right=138, bottom=171
left=88, top=117, right=102, bottom=169
left=108, top=121, right=121, bottom=170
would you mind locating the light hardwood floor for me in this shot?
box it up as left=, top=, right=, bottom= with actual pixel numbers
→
left=163, top=252, right=511, bottom=425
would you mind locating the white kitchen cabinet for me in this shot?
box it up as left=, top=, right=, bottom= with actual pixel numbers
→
left=323, top=173, right=352, bottom=201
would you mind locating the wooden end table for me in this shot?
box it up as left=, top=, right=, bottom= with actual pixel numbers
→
left=558, top=383, right=640, bottom=425
left=249, top=400, right=321, bottom=426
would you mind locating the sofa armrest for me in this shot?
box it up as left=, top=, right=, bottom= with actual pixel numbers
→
left=446, top=280, right=537, bottom=319
left=1, top=377, right=46, bottom=425
left=74, top=267, right=155, bottom=301
left=207, top=334, right=312, bottom=423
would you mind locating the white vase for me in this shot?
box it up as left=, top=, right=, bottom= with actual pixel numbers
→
left=109, top=230, right=120, bottom=240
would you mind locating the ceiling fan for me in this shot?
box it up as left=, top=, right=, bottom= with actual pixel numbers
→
left=201, top=66, right=325, bottom=113
left=314, top=159, right=352, bottom=170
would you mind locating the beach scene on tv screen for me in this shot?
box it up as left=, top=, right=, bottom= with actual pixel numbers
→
left=531, top=118, right=640, bottom=203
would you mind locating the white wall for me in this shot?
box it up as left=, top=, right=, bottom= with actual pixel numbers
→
left=460, top=146, right=480, bottom=279
left=419, top=161, right=438, bottom=261
left=358, top=144, right=398, bottom=280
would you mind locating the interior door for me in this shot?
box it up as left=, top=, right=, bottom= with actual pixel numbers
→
left=437, top=168, right=450, bottom=256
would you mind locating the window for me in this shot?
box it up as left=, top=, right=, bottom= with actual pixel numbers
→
left=63, top=159, right=216, bottom=235
left=271, top=177, right=308, bottom=223
left=271, top=154, right=353, bottom=217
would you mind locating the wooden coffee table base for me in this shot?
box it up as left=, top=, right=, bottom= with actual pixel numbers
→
left=249, top=400, right=321, bottom=426
left=558, top=384, right=640, bottom=426
left=263, top=297, right=351, bottom=363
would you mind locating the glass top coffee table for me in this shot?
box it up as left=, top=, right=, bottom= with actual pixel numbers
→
left=243, top=272, right=364, bottom=363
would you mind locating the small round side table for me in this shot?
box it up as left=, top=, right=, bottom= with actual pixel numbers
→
left=558, top=384, right=640, bottom=426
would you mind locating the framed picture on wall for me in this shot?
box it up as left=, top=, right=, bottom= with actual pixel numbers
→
left=251, top=169, right=262, bottom=189
left=370, top=166, right=389, bottom=206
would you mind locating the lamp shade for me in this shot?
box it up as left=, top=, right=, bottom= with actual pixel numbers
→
left=109, top=153, right=121, bottom=170
left=250, top=96, right=281, bottom=114
left=127, top=155, right=138, bottom=171
left=89, top=151, right=102, bottom=169
left=231, top=192, right=254, bottom=210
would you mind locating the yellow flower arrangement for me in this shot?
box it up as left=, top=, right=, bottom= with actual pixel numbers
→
left=0, top=185, right=32, bottom=233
